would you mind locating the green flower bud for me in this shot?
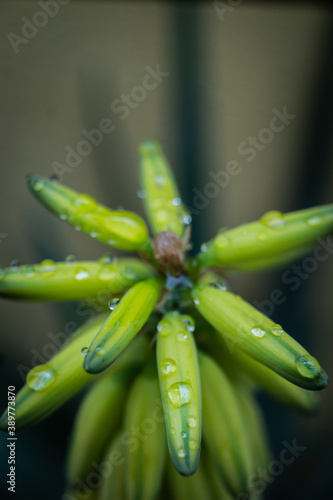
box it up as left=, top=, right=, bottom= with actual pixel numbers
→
left=156, top=312, right=201, bottom=476
left=124, top=364, right=167, bottom=500
left=139, top=141, right=190, bottom=237
left=0, top=316, right=149, bottom=430
left=27, top=175, right=149, bottom=251
left=66, top=371, right=130, bottom=486
left=192, top=283, right=328, bottom=390
left=0, top=258, right=154, bottom=301
left=198, top=205, right=333, bottom=272
left=84, top=278, right=160, bottom=374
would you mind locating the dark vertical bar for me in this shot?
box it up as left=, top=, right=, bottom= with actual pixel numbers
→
left=172, top=4, right=203, bottom=253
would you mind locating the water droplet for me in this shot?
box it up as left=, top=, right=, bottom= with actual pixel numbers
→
left=209, top=281, right=227, bottom=291
left=160, top=358, right=177, bottom=375
left=181, top=316, right=195, bottom=332
left=215, top=235, right=230, bottom=250
left=261, top=211, right=286, bottom=229
left=108, top=298, right=120, bottom=310
left=74, top=194, right=98, bottom=213
left=49, top=174, right=58, bottom=181
left=257, top=231, right=269, bottom=241
left=181, top=431, right=187, bottom=438
left=154, top=174, right=165, bottom=187
left=65, top=255, right=76, bottom=265
left=193, top=298, right=200, bottom=306
left=188, top=439, right=197, bottom=450
left=177, top=448, right=186, bottom=458
left=95, top=346, right=105, bottom=356
left=170, top=428, right=176, bottom=435
left=98, top=265, right=116, bottom=282
left=200, top=243, right=208, bottom=253
left=39, top=259, right=56, bottom=277
left=137, top=189, right=146, bottom=199
left=31, top=178, right=45, bottom=191
left=306, top=215, right=323, bottom=227
left=172, top=197, right=181, bottom=206
left=74, top=267, right=89, bottom=280
left=157, top=321, right=172, bottom=336
left=167, top=381, right=192, bottom=408
left=296, top=355, right=321, bottom=378
left=271, top=324, right=283, bottom=336
left=10, top=259, right=20, bottom=270
left=182, top=215, right=192, bottom=225
left=251, top=326, right=266, bottom=338
left=177, top=332, right=188, bottom=342
left=187, top=416, right=198, bottom=429
left=59, top=212, right=68, bottom=221
left=81, top=347, right=89, bottom=355
left=123, top=266, right=136, bottom=280
left=25, top=265, right=36, bottom=278
left=26, top=365, right=55, bottom=391
left=89, top=229, right=100, bottom=238
left=98, top=253, right=117, bottom=265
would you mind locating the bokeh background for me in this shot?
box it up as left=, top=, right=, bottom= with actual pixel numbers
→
left=1, top=1, right=333, bottom=499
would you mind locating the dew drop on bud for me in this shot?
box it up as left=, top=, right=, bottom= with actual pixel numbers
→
left=25, top=265, right=36, bottom=278
left=81, top=347, right=89, bottom=356
left=108, top=298, right=120, bottom=310
left=271, top=324, right=283, bottom=336
left=160, top=358, right=177, bottom=375
left=10, top=259, right=20, bottom=271
left=181, top=316, right=195, bottom=332
left=187, top=416, right=198, bottom=429
left=167, top=381, right=192, bottom=408
left=98, top=253, right=117, bottom=265
left=177, top=332, right=188, bottom=342
left=214, top=235, right=230, bottom=250
left=137, top=189, right=146, bottom=199
left=74, top=267, right=89, bottom=280
left=181, top=431, right=187, bottom=438
left=177, top=448, right=186, bottom=458
left=172, top=197, right=181, bottom=206
left=26, top=365, right=55, bottom=391
left=209, top=281, right=227, bottom=291
left=261, top=211, right=286, bottom=229
left=251, top=326, right=266, bottom=338
left=39, top=259, right=56, bottom=278
left=65, top=255, right=76, bottom=265
left=306, top=215, right=323, bottom=227
left=95, top=346, right=105, bottom=356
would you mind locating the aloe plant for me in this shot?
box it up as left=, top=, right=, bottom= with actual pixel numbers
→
left=0, top=140, right=330, bottom=498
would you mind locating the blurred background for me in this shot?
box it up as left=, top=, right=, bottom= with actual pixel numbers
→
left=0, top=1, right=333, bottom=498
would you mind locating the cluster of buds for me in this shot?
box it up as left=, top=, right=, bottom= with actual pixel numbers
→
left=0, top=141, right=330, bottom=499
